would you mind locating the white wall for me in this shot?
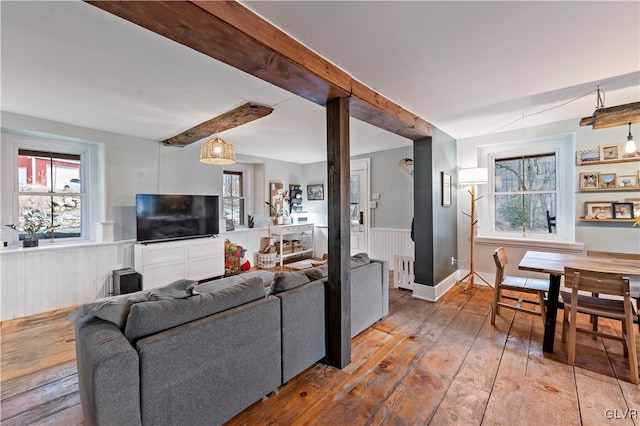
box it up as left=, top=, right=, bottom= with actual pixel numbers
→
left=457, top=118, right=640, bottom=276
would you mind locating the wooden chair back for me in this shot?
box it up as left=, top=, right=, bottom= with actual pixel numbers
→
left=493, top=247, right=507, bottom=286
left=565, top=267, right=629, bottom=297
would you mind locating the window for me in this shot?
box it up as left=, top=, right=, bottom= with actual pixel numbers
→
left=478, top=133, right=575, bottom=241
left=223, top=170, right=244, bottom=226
left=494, top=153, right=556, bottom=234
left=16, top=149, right=83, bottom=240
left=2, top=132, right=101, bottom=244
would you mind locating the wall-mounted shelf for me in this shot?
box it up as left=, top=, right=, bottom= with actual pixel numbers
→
left=579, top=187, right=640, bottom=192
left=579, top=217, right=635, bottom=223
left=578, top=157, right=640, bottom=166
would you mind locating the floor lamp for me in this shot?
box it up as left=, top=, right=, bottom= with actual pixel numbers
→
left=457, top=167, right=491, bottom=290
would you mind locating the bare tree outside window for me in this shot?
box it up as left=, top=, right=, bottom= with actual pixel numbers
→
left=494, top=153, right=557, bottom=234
left=223, top=171, right=244, bottom=226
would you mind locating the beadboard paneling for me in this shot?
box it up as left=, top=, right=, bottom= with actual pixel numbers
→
left=1, top=242, right=134, bottom=321
left=370, top=228, right=414, bottom=266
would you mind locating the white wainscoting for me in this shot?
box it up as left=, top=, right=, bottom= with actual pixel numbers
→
left=369, top=228, right=414, bottom=266
left=1, top=241, right=134, bottom=321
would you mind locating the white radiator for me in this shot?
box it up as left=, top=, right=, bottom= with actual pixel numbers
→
left=394, top=255, right=415, bottom=290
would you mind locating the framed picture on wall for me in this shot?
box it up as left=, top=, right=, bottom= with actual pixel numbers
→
left=441, top=172, right=451, bottom=206
left=307, top=184, right=324, bottom=201
left=613, top=202, right=634, bottom=219
left=579, top=172, right=599, bottom=190
left=625, top=198, right=640, bottom=218
left=600, top=144, right=620, bottom=161
left=585, top=202, right=614, bottom=219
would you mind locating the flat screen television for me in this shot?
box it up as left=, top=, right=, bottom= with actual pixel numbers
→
left=136, top=194, right=219, bottom=243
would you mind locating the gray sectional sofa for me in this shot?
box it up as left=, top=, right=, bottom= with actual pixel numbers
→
left=71, top=254, right=389, bottom=426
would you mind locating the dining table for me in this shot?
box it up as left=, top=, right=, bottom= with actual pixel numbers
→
left=518, top=250, right=640, bottom=353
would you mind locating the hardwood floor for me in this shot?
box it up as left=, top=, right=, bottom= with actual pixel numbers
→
left=2, top=284, right=640, bottom=425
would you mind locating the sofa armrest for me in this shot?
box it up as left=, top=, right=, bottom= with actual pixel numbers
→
left=75, top=319, right=142, bottom=426
left=371, top=258, right=390, bottom=316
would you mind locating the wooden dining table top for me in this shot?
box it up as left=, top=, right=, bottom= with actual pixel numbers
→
left=519, top=250, right=640, bottom=276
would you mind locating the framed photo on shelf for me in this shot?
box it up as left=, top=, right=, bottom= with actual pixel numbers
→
left=584, top=202, right=614, bottom=219
left=441, top=172, right=451, bottom=207
left=599, top=173, right=617, bottom=189
left=613, top=202, right=634, bottom=219
left=576, top=149, right=600, bottom=165
left=307, top=184, right=324, bottom=201
left=617, top=175, right=638, bottom=188
left=600, top=144, right=620, bottom=161
left=579, top=172, right=599, bottom=190
left=625, top=198, right=640, bottom=218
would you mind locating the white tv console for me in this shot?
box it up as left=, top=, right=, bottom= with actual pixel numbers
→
left=134, top=237, right=224, bottom=289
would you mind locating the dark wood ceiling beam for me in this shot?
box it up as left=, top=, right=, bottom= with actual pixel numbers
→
left=580, top=101, right=640, bottom=129
left=162, top=102, right=273, bottom=147
left=86, top=1, right=432, bottom=140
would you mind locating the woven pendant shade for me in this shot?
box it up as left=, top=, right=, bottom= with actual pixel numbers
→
left=199, top=137, right=236, bottom=165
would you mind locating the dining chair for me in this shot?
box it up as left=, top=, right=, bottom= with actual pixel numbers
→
left=560, top=267, right=638, bottom=384
left=491, top=247, right=549, bottom=325
left=546, top=210, right=556, bottom=233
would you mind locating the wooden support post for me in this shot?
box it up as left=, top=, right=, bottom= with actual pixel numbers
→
left=325, top=97, right=351, bottom=368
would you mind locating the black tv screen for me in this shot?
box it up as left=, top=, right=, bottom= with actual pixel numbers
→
left=136, top=194, right=219, bottom=243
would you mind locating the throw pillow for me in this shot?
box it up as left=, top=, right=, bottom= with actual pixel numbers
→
left=304, top=265, right=329, bottom=281
left=351, top=253, right=371, bottom=268
left=66, top=278, right=198, bottom=329
left=194, top=270, right=275, bottom=294
left=269, top=271, right=311, bottom=295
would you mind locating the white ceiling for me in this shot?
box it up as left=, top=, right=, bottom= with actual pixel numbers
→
left=2, top=1, right=639, bottom=164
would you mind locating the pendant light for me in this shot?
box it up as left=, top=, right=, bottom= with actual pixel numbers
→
left=199, top=137, right=236, bottom=165
left=625, top=122, right=637, bottom=154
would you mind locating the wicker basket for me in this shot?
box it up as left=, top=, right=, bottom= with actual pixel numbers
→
left=257, top=252, right=277, bottom=269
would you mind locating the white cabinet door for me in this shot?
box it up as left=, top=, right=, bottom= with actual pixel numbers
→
left=143, top=261, right=187, bottom=290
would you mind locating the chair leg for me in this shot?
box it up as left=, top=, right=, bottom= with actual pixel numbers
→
left=622, top=320, right=629, bottom=358
left=567, top=305, right=578, bottom=366
left=538, top=291, right=546, bottom=325
left=491, top=285, right=501, bottom=325
left=562, top=305, right=569, bottom=343
left=624, top=312, right=639, bottom=385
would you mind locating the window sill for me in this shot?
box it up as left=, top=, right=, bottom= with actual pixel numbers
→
left=0, top=239, right=135, bottom=255
left=475, top=236, right=584, bottom=253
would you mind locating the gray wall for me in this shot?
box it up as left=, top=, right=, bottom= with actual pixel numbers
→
left=413, top=126, right=458, bottom=287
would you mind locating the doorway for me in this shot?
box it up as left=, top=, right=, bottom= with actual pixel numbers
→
left=350, top=159, right=370, bottom=255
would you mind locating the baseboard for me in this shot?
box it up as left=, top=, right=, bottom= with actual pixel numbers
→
left=412, top=269, right=496, bottom=302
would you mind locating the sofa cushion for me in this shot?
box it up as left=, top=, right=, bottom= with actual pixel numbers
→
left=269, top=271, right=311, bottom=295
left=67, top=279, right=198, bottom=329
left=194, top=270, right=275, bottom=294
left=351, top=252, right=371, bottom=268
left=124, top=276, right=266, bottom=342
left=304, top=265, right=328, bottom=281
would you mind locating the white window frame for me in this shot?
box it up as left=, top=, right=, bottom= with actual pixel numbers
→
left=1, top=131, right=102, bottom=245
left=222, top=164, right=253, bottom=229
left=477, top=133, right=575, bottom=242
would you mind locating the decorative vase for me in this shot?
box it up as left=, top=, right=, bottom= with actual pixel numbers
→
left=248, top=221, right=254, bottom=229
left=23, top=238, right=38, bottom=248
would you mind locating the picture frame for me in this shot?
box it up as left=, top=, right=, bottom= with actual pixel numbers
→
left=599, top=173, right=617, bottom=189
left=617, top=174, right=638, bottom=188
left=307, top=184, right=324, bottom=201
left=579, top=172, right=599, bottom=190
left=613, top=202, right=634, bottom=219
left=600, top=144, right=620, bottom=161
left=441, top=172, right=451, bottom=207
left=575, top=149, right=600, bottom=165
left=625, top=198, right=640, bottom=218
left=585, top=202, right=614, bottom=219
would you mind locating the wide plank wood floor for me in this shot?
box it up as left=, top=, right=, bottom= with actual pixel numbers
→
left=2, top=284, right=640, bottom=425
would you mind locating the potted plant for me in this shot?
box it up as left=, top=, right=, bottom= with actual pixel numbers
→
left=265, top=202, right=288, bottom=225
left=5, top=209, right=53, bottom=248
left=247, top=214, right=255, bottom=228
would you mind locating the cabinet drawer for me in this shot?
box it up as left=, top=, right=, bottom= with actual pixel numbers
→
left=143, top=243, right=187, bottom=265
left=188, top=238, right=224, bottom=259
left=272, top=224, right=314, bottom=235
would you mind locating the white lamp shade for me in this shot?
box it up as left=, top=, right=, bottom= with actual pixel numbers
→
left=458, top=167, right=488, bottom=185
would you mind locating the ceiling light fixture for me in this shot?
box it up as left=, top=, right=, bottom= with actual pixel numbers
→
left=625, top=122, right=637, bottom=154
left=580, top=87, right=640, bottom=130
left=199, top=137, right=236, bottom=165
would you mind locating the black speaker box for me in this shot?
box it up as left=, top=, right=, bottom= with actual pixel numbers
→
left=113, top=268, right=142, bottom=295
